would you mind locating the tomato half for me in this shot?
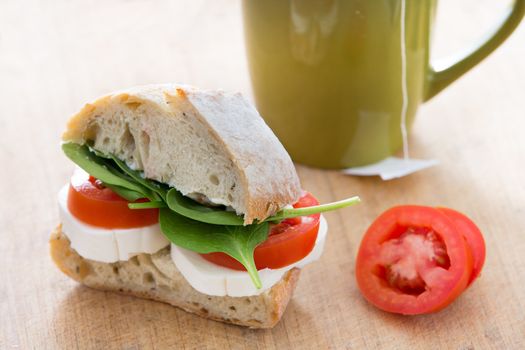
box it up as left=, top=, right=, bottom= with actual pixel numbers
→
left=67, top=168, right=158, bottom=229
left=201, top=192, right=321, bottom=270
left=438, top=207, right=486, bottom=286
left=356, top=205, right=474, bottom=315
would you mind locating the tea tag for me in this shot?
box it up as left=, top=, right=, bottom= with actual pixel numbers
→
left=342, top=157, right=438, bottom=181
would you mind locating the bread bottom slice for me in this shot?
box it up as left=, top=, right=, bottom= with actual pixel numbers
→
left=50, top=225, right=300, bottom=328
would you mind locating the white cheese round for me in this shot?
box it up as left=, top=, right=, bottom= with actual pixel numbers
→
left=58, top=185, right=169, bottom=263
left=170, top=215, right=328, bottom=297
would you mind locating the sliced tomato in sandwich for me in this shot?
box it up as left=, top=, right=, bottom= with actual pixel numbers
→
left=201, top=192, right=321, bottom=270
left=67, top=169, right=158, bottom=229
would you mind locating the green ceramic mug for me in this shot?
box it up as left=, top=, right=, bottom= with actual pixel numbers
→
left=243, top=0, right=525, bottom=168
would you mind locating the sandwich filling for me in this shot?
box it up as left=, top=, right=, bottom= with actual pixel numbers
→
left=60, top=142, right=360, bottom=291
left=58, top=171, right=328, bottom=295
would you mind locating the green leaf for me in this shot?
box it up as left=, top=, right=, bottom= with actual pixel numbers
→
left=89, top=146, right=111, bottom=159
left=165, top=188, right=245, bottom=226
left=62, top=143, right=150, bottom=197
left=104, top=183, right=145, bottom=201
left=266, top=196, right=361, bottom=221
left=110, top=155, right=167, bottom=202
left=159, top=208, right=268, bottom=288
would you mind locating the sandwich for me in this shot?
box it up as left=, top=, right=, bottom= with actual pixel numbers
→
left=51, top=84, right=359, bottom=328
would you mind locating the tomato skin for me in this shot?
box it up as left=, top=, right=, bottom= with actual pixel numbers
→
left=201, top=192, right=321, bottom=270
left=438, top=207, right=486, bottom=286
left=356, top=205, right=474, bottom=315
left=67, top=169, right=158, bottom=229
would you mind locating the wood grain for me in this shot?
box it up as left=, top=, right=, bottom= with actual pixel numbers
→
left=1, top=0, right=524, bottom=349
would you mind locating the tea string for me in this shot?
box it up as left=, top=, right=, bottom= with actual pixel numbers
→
left=400, top=0, right=410, bottom=160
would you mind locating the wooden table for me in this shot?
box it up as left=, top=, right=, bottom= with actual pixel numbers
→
left=2, top=0, right=524, bottom=349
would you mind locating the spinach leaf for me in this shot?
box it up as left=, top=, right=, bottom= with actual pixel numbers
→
left=103, top=160, right=158, bottom=198
left=159, top=208, right=268, bottom=288
left=90, top=145, right=166, bottom=201
left=165, top=187, right=360, bottom=225
left=103, top=183, right=146, bottom=201
left=110, top=156, right=167, bottom=202
left=165, top=188, right=244, bottom=226
left=62, top=143, right=150, bottom=197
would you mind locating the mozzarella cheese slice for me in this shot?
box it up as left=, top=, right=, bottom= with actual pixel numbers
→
left=58, top=185, right=169, bottom=263
left=170, top=215, right=328, bottom=297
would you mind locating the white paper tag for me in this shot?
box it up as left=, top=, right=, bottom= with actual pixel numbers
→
left=342, top=157, right=438, bottom=181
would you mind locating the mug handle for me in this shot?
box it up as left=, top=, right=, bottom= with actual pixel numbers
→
left=425, top=0, right=525, bottom=101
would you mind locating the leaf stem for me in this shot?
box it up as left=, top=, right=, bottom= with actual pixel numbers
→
left=242, top=256, right=262, bottom=289
left=128, top=201, right=167, bottom=209
left=267, top=196, right=361, bottom=221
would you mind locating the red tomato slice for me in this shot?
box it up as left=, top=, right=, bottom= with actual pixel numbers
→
left=67, top=168, right=158, bottom=229
left=201, top=192, right=321, bottom=270
left=438, top=207, right=486, bottom=286
left=356, top=205, right=474, bottom=315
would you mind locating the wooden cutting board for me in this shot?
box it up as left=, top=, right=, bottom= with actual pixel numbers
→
left=1, top=0, right=524, bottom=348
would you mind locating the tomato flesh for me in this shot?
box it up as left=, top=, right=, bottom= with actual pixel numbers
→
left=67, top=168, right=158, bottom=229
left=201, top=192, right=321, bottom=270
left=356, top=205, right=474, bottom=315
left=379, top=227, right=450, bottom=296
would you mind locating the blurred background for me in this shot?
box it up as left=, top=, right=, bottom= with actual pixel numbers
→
left=0, top=0, right=522, bottom=122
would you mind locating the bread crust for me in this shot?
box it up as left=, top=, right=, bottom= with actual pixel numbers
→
left=62, top=84, right=302, bottom=223
left=50, top=225, right=300, bottom=328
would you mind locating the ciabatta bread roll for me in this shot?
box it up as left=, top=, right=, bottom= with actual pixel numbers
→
left=52, top=84, right=312, bottom=329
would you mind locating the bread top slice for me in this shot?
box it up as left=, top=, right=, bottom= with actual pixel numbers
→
left=62, top=84, right=302, bottom=224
